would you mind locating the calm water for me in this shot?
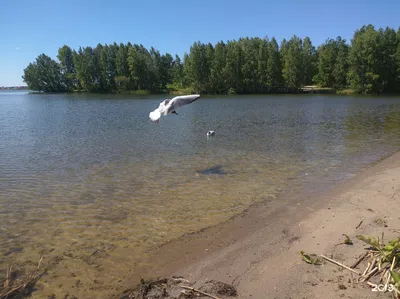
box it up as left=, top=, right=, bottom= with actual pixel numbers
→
left=1, top=91, right=400, bottom=298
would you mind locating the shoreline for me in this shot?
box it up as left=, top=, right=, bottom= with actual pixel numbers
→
left=22, top=87, right=337, bottom=95
left=26, top=90, right=340, bottom=96
left=23, top=89, right=400, bottom=97
left=119, top=150, right=400, bottom=298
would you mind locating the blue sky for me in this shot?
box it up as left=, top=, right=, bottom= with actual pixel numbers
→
left=1, top=0, right=399, bottom=86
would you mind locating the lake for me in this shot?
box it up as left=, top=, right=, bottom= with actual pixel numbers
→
left=1, top=91, right=400, bottom=298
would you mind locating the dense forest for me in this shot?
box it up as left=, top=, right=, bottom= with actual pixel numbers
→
left=22, top=24, right=400, bottom=95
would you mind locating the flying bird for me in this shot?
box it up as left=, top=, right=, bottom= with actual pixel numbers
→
left=149, top=94, right=200, bottom=124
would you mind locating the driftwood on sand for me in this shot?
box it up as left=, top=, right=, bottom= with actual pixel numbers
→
left=320, top=254, right=361, bottom=275
left=308, top=235, right=400, bottom=299
left=181, top=285, right=221, bottom=299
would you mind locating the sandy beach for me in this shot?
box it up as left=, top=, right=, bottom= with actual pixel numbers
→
left=120, top=150, right=400, bottom=298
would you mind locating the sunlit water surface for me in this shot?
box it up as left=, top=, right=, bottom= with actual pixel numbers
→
left=1, top=91, right=400, bottom=297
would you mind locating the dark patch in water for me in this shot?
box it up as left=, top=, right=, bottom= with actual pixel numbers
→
left=196, top=165, right=227, bottom=175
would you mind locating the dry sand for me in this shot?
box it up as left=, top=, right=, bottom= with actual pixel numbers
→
left=120, top=150, right=400, bottom=299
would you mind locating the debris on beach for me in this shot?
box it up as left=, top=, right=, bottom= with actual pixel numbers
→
left=343, top=234, right=353, bottom=245
left=300, top=251, right=322, bottom=265
left=119, top=276, right=237, bottom=299
left=302, top=234, right=400, bottom=298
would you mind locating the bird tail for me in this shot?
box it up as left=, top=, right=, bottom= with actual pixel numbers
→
left=149, top=110, right=161, bottom=122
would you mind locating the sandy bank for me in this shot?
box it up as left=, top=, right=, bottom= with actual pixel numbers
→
left=120, top=150, right=400, bottom=298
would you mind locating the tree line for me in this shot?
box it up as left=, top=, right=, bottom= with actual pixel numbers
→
left=22, top=24, right=400, bottom=95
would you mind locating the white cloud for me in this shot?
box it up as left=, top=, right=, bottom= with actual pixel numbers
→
left=15, top=47, right=20, bottom=50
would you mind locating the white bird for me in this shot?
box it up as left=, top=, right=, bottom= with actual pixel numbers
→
left=207, top=130, right=215, bottom=136
left=149, top=94, right=201, bottom=124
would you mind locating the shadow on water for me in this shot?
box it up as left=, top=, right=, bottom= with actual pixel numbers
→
left=196, top=165, right=228, bottom=175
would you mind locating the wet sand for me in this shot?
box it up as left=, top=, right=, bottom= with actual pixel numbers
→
left=119, top=150, right=400, bottom=299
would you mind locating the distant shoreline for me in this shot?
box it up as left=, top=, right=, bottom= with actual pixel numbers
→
left=0, top=86, right=29, bottom=90
left=24, top=87, right=347, bottom=96
left=12, top=86, right=400, bottom=96
left=24, top=89, right=400, bottom=96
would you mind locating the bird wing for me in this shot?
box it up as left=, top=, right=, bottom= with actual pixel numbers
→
left=156, top=99, right=169, bottom=111
left=169, top=94, right=200, bottom=111
left=162, top=99, right=171, bottom=106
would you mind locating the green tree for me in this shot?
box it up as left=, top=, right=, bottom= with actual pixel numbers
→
left=115, top=43, right=131, bottom=92
left=99, top=44, right=118, bottom=91
left=301, top=37, right=316, bottom=85
left=172, top=55, right=184, bottom=88
left=149, top=47, right=161, bottom=90
left=210, top=41, right=227, bottom=93
left=22, top=54, right=66, bottom=92
left=57, top=45, right=76, bottom=91
left=187, top=42, right=213, bottom=92
left=22, top=24, right=400, bottom=95
left=223, top=41, right=243, bottom=93
left=128, top=45, right=160, bottom=91
left=378, top=27, right=398, bottom=91
left=182, top=53, right=192, bottom=88
left=397, top=28, right=400, bottom=88
left=94, top=44, right=106, bottom=91
left=347, top=25, right=383, bottom=94
left=257, top=38, right=269, bottom=92
left=128, top=45, right=147, bottom=90
left=314, top=37, right=349, bottom=89
left=266, top=37, right=282, bottom=91
left=240, top=38, right=262, bottom=93
left=332, top=38, right=349, bottom=89
left=73, top=46, right=99, bottom=91
left=158, top=53, right=174, bottom=90
left=282, top=36, right=303, bottom=90
left=116, top=43, right=130, bottom=77
left=205, top=43, right=215, bottom=93
left=22, top=63, right=40, bottom=91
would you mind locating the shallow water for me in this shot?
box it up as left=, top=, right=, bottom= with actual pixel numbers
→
left=1, top=91, right=400, bottom=297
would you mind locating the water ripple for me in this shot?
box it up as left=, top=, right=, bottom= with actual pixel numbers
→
left=1, top=92, right=400, bottom=298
